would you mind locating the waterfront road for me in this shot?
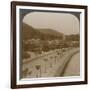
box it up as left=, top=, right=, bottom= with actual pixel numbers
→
left=63, top=52, right=80, bottom=76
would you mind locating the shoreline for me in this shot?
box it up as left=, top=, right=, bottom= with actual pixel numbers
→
left=54, top=49, right=80, bottom=77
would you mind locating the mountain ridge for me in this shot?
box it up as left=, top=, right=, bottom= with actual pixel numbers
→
left=22, top=23, right=64, bottom=40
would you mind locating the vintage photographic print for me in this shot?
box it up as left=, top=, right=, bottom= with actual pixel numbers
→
left=11, top=1, right=87, bottom=89
left=21, top=9, right=80, bottom=78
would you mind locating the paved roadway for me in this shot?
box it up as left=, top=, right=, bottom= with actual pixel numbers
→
left=63, top=52, right=80, bottom=76
left=22, top=48, right=80, bottom=78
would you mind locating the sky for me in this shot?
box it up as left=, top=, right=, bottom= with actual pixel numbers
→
left=23, top=12, right=80, bottom=35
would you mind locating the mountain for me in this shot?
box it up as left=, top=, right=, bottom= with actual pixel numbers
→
left=37, top=28, right=63, bottom=37
left=22, top=23, right=41, bottom=40
left=22, top=23, right=64, bottom=40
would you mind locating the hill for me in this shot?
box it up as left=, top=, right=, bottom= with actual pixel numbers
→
left=22, top=23, right=64, bottom=40
left=37, top=28, right=63, bottom=37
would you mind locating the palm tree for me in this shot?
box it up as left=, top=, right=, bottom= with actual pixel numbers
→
left=28, top=71, right=32, bottom=77
left=22, top=68, right=28, bottom=78
left=35, top=65, right=41, bottom=77
left=43, top=58, right=48, bottom=73
left=54, top=56, right=57, bottom=64
left=49, top=56, right=53, bottom=68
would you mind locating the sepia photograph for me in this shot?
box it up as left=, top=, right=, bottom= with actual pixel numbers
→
left=21, top=10, right=80, bottom=78
left=11, top=1, right=87, bottom=89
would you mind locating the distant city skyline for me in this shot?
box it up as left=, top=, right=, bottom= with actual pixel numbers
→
left=23, top=12, right=80, bottom=35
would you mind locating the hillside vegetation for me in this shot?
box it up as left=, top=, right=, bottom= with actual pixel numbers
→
left=22, top=23, right=64, bottom=40
left=22, top=23, right=80, bottom=59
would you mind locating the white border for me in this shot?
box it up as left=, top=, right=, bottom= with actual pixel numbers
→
left=16, top=5, right=85, bottom=85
